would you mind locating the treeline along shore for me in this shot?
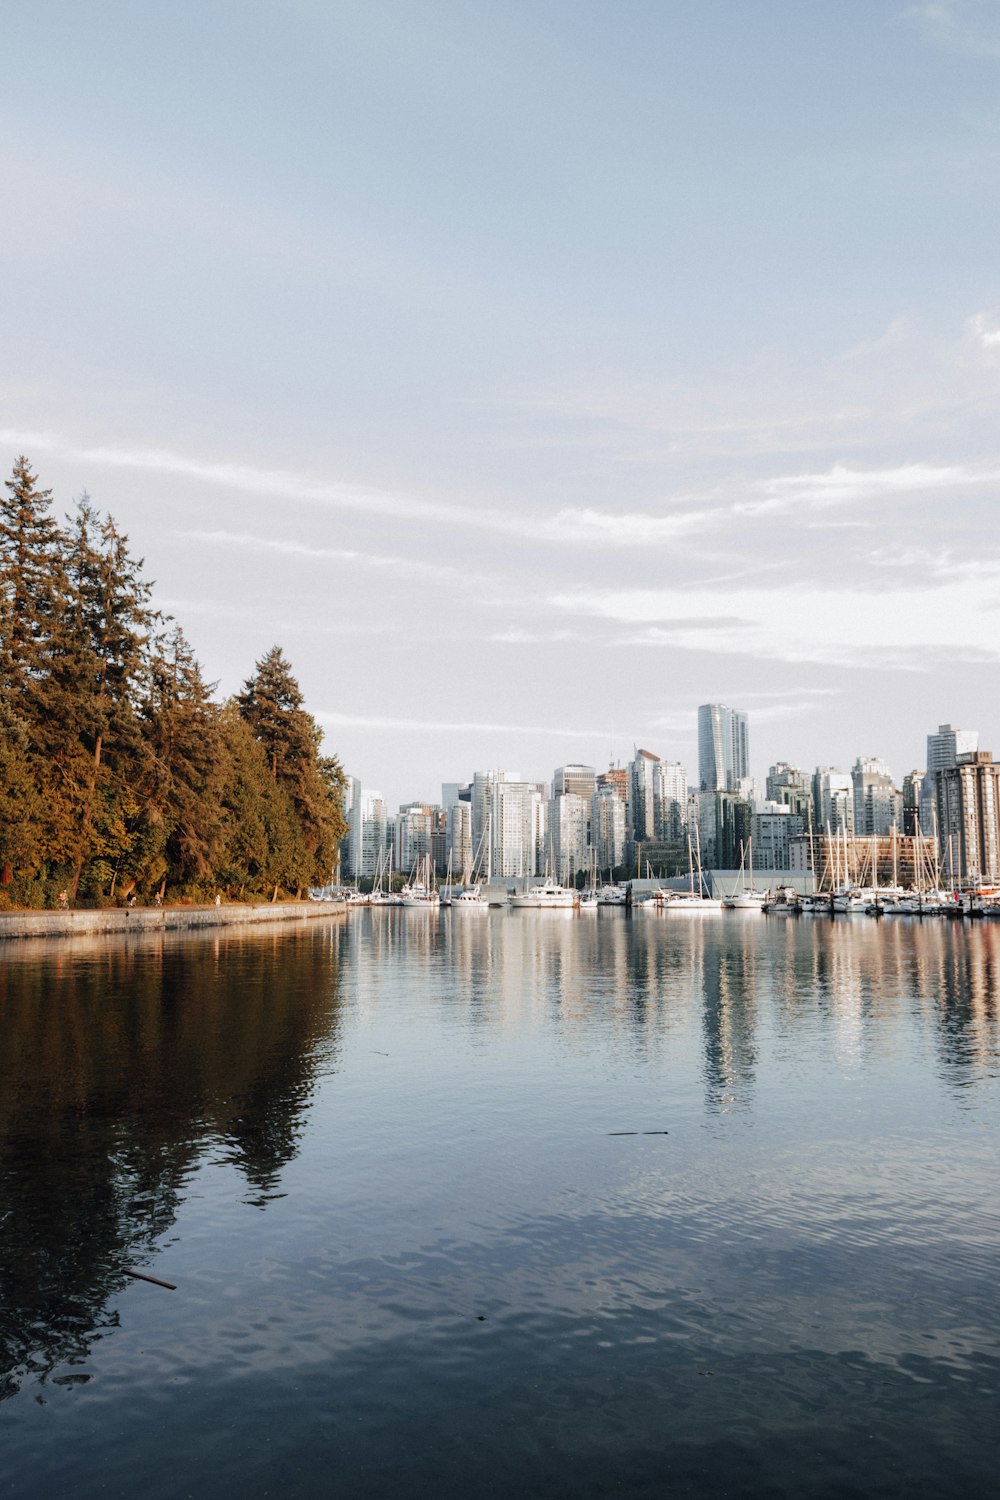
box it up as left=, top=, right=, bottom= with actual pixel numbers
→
left=0, top=456, right=347, bottom=910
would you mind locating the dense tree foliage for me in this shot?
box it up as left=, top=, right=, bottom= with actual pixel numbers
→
left=0, top=458, right=346, bottom=907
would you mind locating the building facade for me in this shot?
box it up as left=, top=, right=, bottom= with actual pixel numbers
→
left=935, top=751, right=1000, bottom=885
left=698, top=703, right=749, bottom=792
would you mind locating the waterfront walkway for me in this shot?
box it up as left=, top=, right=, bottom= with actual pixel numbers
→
left=0, top=899, right=346, bottom=942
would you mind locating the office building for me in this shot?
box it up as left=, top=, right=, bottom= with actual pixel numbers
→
left=936, top=750, right=1000, bottom=884
left=852, top=758, right=901, bottom=837
left=472, top=770, right=544, bottom=878
left=751, top=802, right=805, bottom=871
left=766, top=763, right=812, bottom=825
left=549, top=793, right=589, bottom=882
left=656, top=760, right=688, bottom=842
left=921, top=724, right=980, bottom=834
left=698, top=703, right=749, bottom=792
left=553, top=764, right=597, bottom=802
left=447, top=801, right=473, bottom=878
left=591, top=785, right=626, bottom=872
left=813, top=767, right=853, bottom=834
left=344, top=779, right=388, bottom=881
left=629, top=749, right=660, bottom=843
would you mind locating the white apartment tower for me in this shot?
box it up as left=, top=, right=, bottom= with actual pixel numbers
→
left=472, top=770, right=544, bottom=878
left=852, top=758, right=901, bottom=837
left=345, top=778, right=388, bottom=880
left=549, top=793, right=589, bottom=882
left=591, top=785, right=626, bottom=872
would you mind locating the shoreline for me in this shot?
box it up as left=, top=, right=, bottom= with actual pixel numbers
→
left=0, top=899, right=346, bottom=942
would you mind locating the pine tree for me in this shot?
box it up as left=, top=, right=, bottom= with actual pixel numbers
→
left=238, top=647, right=347, bottom=892
left=0, top=456, right=63, bottom=704
left=50, top=499, right=158, bottom=897
left=140, top=626, right=225, bottom=897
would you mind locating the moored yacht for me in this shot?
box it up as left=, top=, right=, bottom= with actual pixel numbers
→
left=510, top=878, right=579, bottom=909
left=400, top=854, right=440, bottom=907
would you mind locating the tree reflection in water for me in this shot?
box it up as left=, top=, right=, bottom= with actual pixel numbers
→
left=0, top=921, right=344, bottom=1400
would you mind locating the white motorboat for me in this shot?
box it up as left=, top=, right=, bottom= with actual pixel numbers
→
left=452, top=883, right=488, bottom=910
left=597, top=884, right=628, bottom=906
left=510, top=878, right=579, bottom=909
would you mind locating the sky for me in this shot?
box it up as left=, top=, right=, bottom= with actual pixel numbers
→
left=3, top=0, right=1000, bottom=807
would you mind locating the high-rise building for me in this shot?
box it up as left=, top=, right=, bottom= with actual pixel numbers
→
left=344, top=778, right=388, bottom=880
left=549, top=793, right=589, bottom=882
left=922, top=724, right=980, bottom=835
left=766, top=763, right=812, bottom=825
left=935, top=750, right=1000, bottom=884
left=447, top=801, right=473, bottom=878
left=813, top=767, right=853, bottom=834
left=852, top=758, right=901, bottom=837
left=698, top=704, right=749, bottom=791
left=751, top=802, right=805, bottom=870
left=591, top=785, right=626, bottom=872
left=552, top=764, right=597, bottom=801
left=656, top=760, right=688, bottom=842
left=472, top=770, right=543, bottom=878
left=901, top=772, right=923, bottom=837
left=629, top=749, right=660, bottom=843
left=395, top=802, right=437, bottom=871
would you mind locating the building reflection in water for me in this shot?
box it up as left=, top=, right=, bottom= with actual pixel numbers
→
left=4, top=908, right=998, bottom=1406
left=0, top=922, right=344, bottom=1401
left=358, top=908, right=1000, bottom=1111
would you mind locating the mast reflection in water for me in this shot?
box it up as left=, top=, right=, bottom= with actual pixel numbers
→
left=2, top=911, right=999, bottom=1500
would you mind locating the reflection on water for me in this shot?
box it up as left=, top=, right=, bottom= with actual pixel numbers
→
left=0, top=922, right=344, bottom=1400
left=2, top=910, right=999, bottom=1498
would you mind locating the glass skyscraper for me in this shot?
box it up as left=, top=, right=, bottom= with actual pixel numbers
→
left=698, top=704, right=749, bottom=792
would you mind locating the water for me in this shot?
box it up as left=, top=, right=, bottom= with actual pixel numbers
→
left=2, top=909, right=999, bottom=1498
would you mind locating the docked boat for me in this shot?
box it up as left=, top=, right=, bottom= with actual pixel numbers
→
left=597, top=883, right=629, bottom=906
left=762, top=888, right=801, bottom=914
left=452, top=883, right=488, bottom=910
left=722, top=839, right=766, bottom=910
left=509, top=878, right=579, bottom=909
left=652, top=889, right=725, bottom=911
left=400, top=854, right=440, bottom=907
left=648, top=829, right=723, bottom=910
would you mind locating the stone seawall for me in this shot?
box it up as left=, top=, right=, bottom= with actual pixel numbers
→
left=0, top=900, right=346, bottom=942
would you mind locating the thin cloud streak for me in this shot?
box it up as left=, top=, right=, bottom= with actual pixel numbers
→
left=183, top=528, right=463, bottom=583
left=5, top=429, right=998, bottom=553
left=315, top=711, right=611, bottom=740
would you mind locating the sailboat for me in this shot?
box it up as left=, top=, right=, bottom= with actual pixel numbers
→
left=649, top=829, right=723, bottom=911
left=453, top=818, right=490, bottom=911
left=579, top=851, right=600, bottom=911
left=400, top=853, right=440, bottom=907
left=368, top=846, right=401, bottom=905
left=722, top=839, right=766, bottom=910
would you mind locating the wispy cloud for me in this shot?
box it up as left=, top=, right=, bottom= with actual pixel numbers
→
left=6, top=431, right=999, bottom=567
left=315, top=711, right=609, bottom=740
left=904, top=2, right=1000, bottom=59
left=967, top=311, right=1000, bottom=352
left=182, top=528, right=462, bottom=583
left=553, top=564, right=1000, bottom=668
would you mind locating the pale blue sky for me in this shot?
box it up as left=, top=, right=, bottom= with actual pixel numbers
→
left=3, top=1, right=1000, bottom=803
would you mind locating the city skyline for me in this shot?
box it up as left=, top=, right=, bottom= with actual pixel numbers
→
left=5, top=3, right=1000, bottom=808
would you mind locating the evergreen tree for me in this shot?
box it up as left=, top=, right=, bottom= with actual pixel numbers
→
left=55, top=502, right=158, bottom=897
left=140, top=626, right=225, bottom=897
left=0, top=462, right=349, bottom=907
left=0, top=456, right=63, bottom=704
left=238, top=647, right=346, bottom=891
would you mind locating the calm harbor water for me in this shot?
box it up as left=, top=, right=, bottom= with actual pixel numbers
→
left=2, top=908, right=999, bottom=1499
